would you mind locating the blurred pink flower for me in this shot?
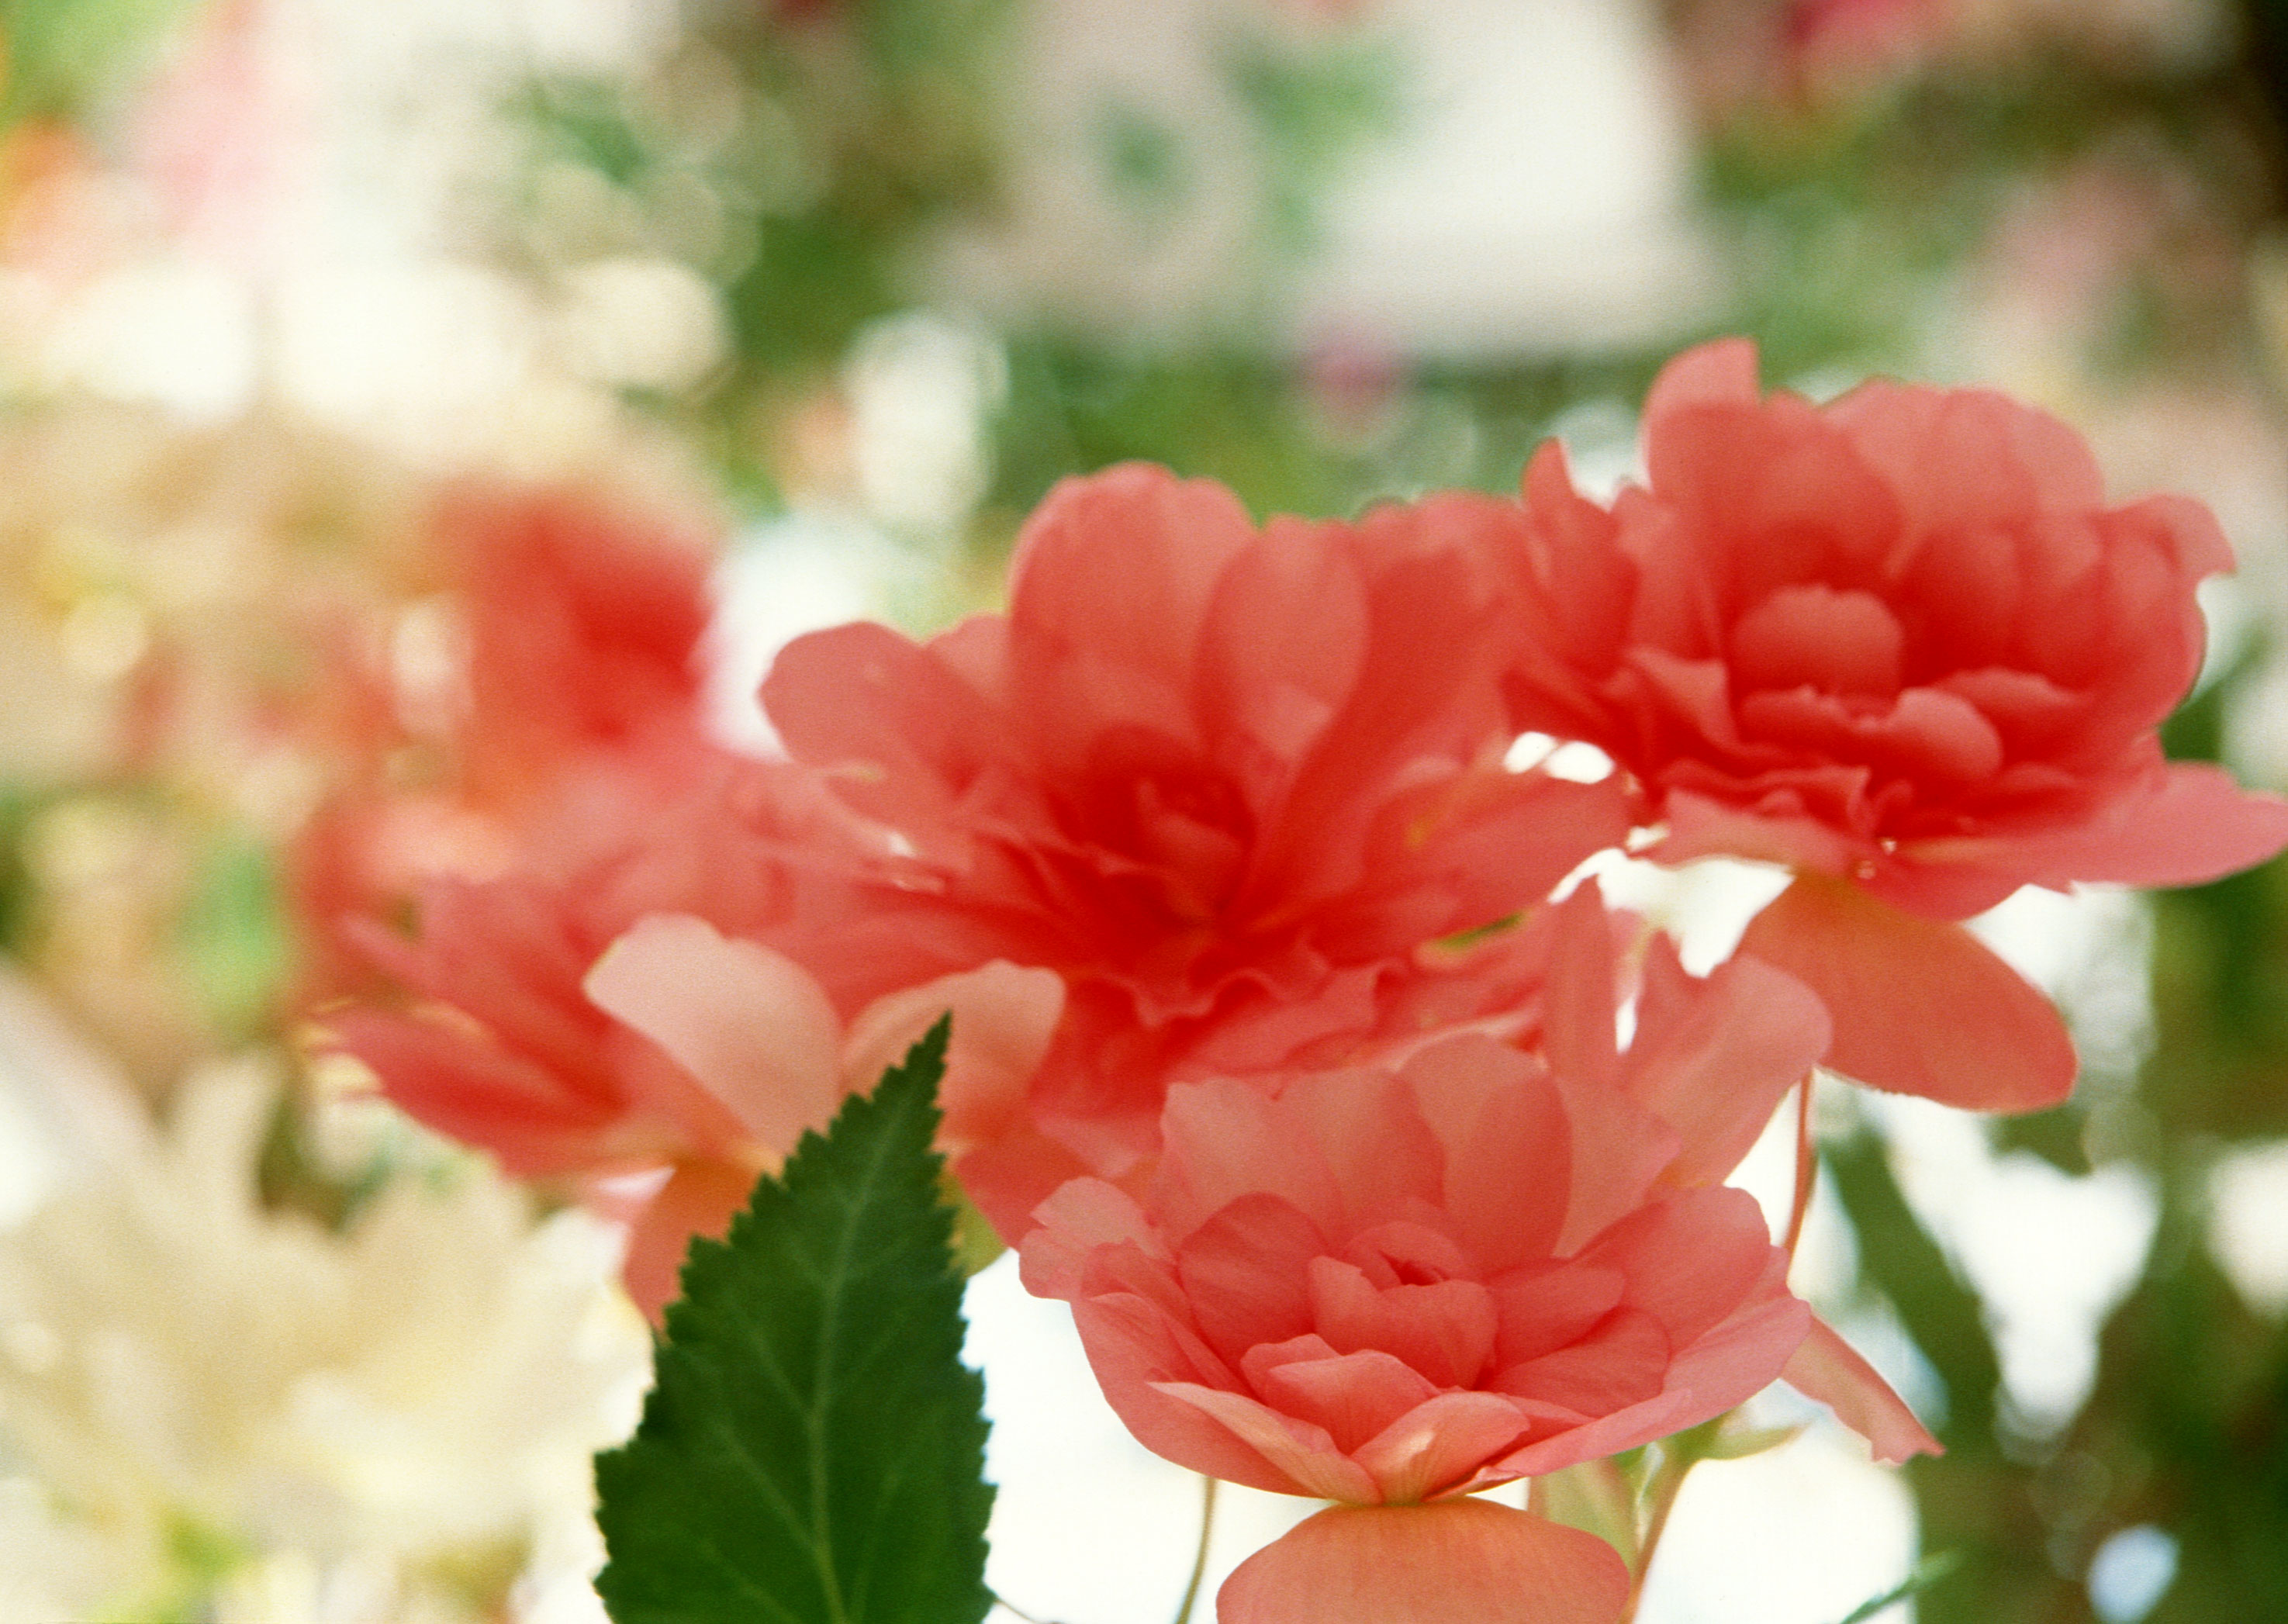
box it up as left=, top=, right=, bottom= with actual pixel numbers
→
left=289, top=479, right=723, bottom=1003
left=1488, top=339, right=2288, bottom=1109
left=763, top=464, right=1630, bottom=1232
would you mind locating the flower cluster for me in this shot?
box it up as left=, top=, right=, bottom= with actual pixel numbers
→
left=314, top=340, right=2288, bottom=1622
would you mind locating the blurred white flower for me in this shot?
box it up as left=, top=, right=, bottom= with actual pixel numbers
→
left=0, top=1056, right=650, bottom=1621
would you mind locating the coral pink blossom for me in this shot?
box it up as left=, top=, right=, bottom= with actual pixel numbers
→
left=1488, top=339, right=2288, bottom=1109
left=289, top=479, right=724, bottom=1004
left=763, top=464, right=1630, bottom=1232
left=1020, top=1031, right=1811, bottom=1622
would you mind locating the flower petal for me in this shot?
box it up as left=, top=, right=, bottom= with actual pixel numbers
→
left=582, top=913, right=847, bottom=1154
left=1737, top=877, right=2076, bottom=1111
left=1785, top=1315, right=1942, bottom=1464
left=1217, top=1500, right=1629, bottom=1624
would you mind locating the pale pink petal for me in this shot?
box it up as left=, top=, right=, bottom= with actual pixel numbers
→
left=1070, top=1296, right=1306, bottom=1497
left=838, top=961, right=1066, bottom=1150
left=1737, top=878, right=2077, bottom=1111
left=1216, top=1500, right=1629, bottom=1624
left=1243, top=1343, right=1441, bottom=1456
left=1153, top=1380, right=1381, bottom=1503
left=1020, top=1177, right=1161, bottom=1300
left=1350, top=1392, right=1532, bottom=1505
left=582, top=914, right=847, bottom=1155
left=1623, top=938, right=1828, bottom=1188
left=1785, top=1315, right=1942, bottom=1463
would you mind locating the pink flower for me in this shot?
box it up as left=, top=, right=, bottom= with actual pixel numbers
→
left=762, top=464, right=1630, bottom=1232
left=287, top=478, right=724, bottom=1004
left=1018, top=1027, right=1811, bottom=1624
left=1488, top=340, right=2288, bottom=1108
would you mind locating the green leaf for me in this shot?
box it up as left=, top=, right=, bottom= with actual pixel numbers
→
left=594, top=1018, right=994, bottom=1624
left=1834, top=1550, right=1964, bottom=1624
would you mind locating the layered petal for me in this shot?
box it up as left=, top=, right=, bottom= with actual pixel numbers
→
left=1738, top=876, right=2075, bottom=1111
left=1217, top=1501, right=1629, bottom=1624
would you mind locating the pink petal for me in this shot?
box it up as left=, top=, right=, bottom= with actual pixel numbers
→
left=620, top=1156, right=757, bottom=1324
left=1577, top=1187, right=1790, bottom=1348
left=1006, top=463, right=1256, bottom=687
left=1351, top=1392, right=1532, bottom=1505
left=1243, top=1342, right=1441, bottom=1456
left=1495, top=1307, right=1669, bottom=1416
left=1153, top=1379, right=1381, bottom=1503
left=1217, top=1500, right=1629, bottom=1624
left=1993, top=762, right=2288, bottom=893
left=1785, top=1315, right=1942, bottom=1464
left=1307, top=1256, right=1500, bottom=1391
left=1156, top=1077, right=1350, bottom=1242
left=838, top=960, right=1066, bottom=1151
left=1070, top=1295, right=1300, bottom=1494
left=1020, top=1177, right=1161, bottom=1301
left=759, top=620, right=997, bottom=843
left=1488, top=1261, right=1628, bottom=1370
left=1643, top=337, right=1762, bottom=442
left=1402, top=1036, right=1571, bottom=1274
left=1737, top=877, right=2077, bottom=1111
left=1654, top=786, right=1872, bottom=877
left=1623, top=938, right=1829, bottom=1189
left=1729, top=584, right=1905, bottom=698
left=1175, top=1194, right=1329, bottom=1367
left=582, top=914, right=847, bottom=1155
left=1198, top=513, right=1370, bottom=765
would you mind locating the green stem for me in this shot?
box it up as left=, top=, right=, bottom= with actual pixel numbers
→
left=990, top=1590, right=1059, bottom=1624
left=1173, top=1475, right=1221, bottom=1624
left=1621, top=1444, right=1699, bottom=1624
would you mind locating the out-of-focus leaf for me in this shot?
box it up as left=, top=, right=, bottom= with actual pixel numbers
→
left=1834, top=1550, right=1962, bottom=1624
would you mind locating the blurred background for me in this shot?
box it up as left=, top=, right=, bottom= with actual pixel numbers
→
left=0, top=0, right=2285, bottom=1619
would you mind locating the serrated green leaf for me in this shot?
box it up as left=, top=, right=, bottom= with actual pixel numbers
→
left=594, top=1018, right=994, bottom=1624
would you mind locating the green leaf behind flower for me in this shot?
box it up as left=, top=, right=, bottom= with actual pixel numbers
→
left=594, top=1018, right=994, bottom=1624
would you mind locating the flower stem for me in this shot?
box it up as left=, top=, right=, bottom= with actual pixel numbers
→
left=1173, top=1474, right=1220, bottom=1624
left=1782, top=1072, right=1818, bottom=1259
left=990, top=1591, right=1060, bottom=1624
left=1620, top=1443, right=1697, bottom=1623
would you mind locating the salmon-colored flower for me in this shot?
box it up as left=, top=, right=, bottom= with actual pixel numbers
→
left=1019, top=1029, right=1809, bottom=1624
left=288, top=478, right=725, bottom=1005
left=763, top=464, right=1629, bottom=1232
left=1488, top=340, right=2288, bottom=1108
